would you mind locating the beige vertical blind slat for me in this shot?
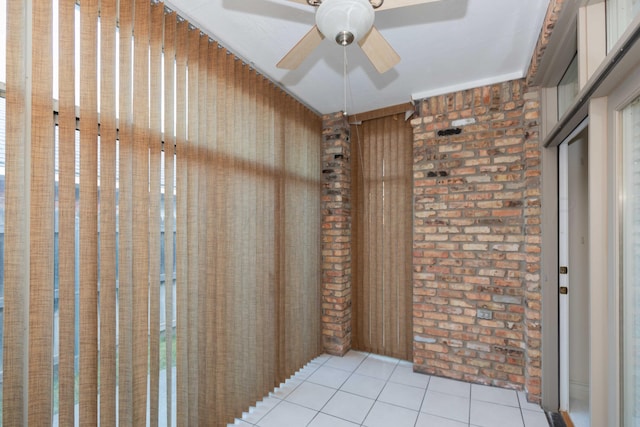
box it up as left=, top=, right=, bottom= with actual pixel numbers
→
left=174, top=19, right=189, bottom=425
left=3, top=0, right=29, bottom=424
left=273, top=86, right=282, bottom=385
left=308, top=104, right=321, bottom=363
left=79, top=0, right=100, bottom=423
left=222, top=55, right=234, bottom=419
left=163, top=11, right=177, bottom=426
left=376, top=118, right=386, bottom=351
left=268, top=82, right=279, bottom=390
left=242, top=71, right=252, bottom=400
left=260, top=74, right=271, bottom=401
left=117, top=0, right=134, bottom=424
left=248, top=66, right=258, bottom=405
left=186, top=27, right=200, bottom=426
left=236, top=59, right=250, bottom=406
left=227, top=56, right=239, bottom=420
left=132, top=0, right=150, bottom=424
left=214, top=45, right=232, bottom=422
left=99, top=0, right=118, bottom=424
left=368, top=118, right=379, bottom=353
left=382, top=117, right=393, bottom=351
left=196, top=33, right=208, bottom=423
left=223, top=48, right=234, bottom=423
left=204, top=40, right=218, bottom=420
left=372, top=118, right=382, bottom=354
left=274, top=89, right=286, bottom=382
left=351, top=124, right=362, bottom=350
left=392, top=117, right=403, bottom=353
left=363, top=122, right=373, bottom=351
left=269, top=81, right=278, bottom=390
left=363, top=122, right=374, bottom=350
left=253, top=71, right=266, bottom=403
left=230, top=56, right=243, bottom=419
left=381, top=117, right=398, bottom=354
left=356, top=122, right=366, bottom=351
left=296, top=100, right=305, bottom=369
left=306, top=107, right=322, bottom=361
left=361, top=122, right=369, bottom=352
left=58, top=0, right=77, bottom=424
left=365, top=120, right=375, bottom=352
left=149, top=4, right=164, bottom=427
left=284, top=98, right=300, bottom=373
left=225, top=55, right=237, bottom=419
left=236, top=60, right=255, bottom=410
left=257, top=76, right=273, bottom=396
left=303, top=103, right=313, bottom=362
left=294, top=101, right=306, bottom=368
left=250, top=67, right=260, bottom=403
left=254, top=74, right=265, bottom=400
left=388, top=117, right=400, bottom=352
left=27, top=0, right=55, bottom=424
left=282, top=96, right=293, bottom=375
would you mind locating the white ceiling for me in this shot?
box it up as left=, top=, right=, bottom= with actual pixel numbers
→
left=164, top=0, right=550, bottom=115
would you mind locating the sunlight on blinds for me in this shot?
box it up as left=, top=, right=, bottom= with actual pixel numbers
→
left=1, top=1, right=322, bottom=425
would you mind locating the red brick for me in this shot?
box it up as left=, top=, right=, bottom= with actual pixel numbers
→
left=412, top=80, right=541, bottom=397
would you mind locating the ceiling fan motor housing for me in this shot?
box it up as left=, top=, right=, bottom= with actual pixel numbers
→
left=316, top=0, right=375, bottom=46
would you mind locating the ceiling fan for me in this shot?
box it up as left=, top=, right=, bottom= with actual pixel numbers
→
left=276, top=0, right=441, bottom=74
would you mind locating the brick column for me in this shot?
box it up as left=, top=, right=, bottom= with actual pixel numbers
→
left=522, top=87, right=543, bottom=403
left=321, top=112, right=352, bottom=356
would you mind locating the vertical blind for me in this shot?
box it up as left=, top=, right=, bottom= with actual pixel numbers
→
left=351, top=114, right=413, bottom=361
left=2, top=0, right=322, bottom=425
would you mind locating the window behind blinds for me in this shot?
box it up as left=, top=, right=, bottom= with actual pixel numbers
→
left=0, top=1, right=322, bottom=425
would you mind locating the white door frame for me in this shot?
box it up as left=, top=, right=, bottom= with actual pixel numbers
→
left=558, top=140, right=570, bottom=412
left=558, top=118, right=589, bottom=413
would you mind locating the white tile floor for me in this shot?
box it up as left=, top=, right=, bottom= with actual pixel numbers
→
left=228, top=351, right=550, bottom=427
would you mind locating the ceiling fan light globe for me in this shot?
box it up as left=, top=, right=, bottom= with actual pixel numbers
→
left=316, top=0, right=374, bottom=46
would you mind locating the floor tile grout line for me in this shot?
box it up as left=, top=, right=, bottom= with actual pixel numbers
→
left=303, top=382, right=341, bottom=427
left=294, top=351, right=374, bottom=427
left=235, top=352, right=546, bottom=427
left=339, top=351, right=399, bottom=427
left=330, top=351, right=382, bottom=426
left=517, top=390, right=527, bottom=427
left=244, top=354, right=328, bottom=426
left=412, top=377, right=430, bottom=427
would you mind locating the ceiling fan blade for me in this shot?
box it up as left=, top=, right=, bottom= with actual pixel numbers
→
left=283, top=0, right=316, bottom=6
left=277, top=25, right=325, bottom=70
left=358, top=26, right=400, bottom=74
left=375, top=0, right=442, bottom=11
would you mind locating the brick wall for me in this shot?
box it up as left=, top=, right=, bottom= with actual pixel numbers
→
left=411, top=80, right=542, bottom=401
left=321, top=112, right=352, bottom=356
